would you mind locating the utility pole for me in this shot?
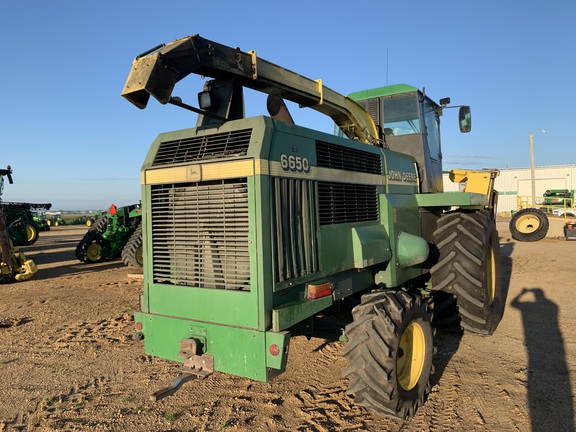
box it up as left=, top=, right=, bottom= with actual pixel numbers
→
left=529, top=129, right=545, bottom=206
left=530, top=132, right=535, bottom=206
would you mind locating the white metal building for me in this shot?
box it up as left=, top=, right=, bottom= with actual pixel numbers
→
left=442, top=165, right=576, bottom=213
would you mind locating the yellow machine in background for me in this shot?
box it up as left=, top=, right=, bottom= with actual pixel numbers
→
left=0, top=166, right=38, bottom=283
left=449, top=169, right=500, bottom=210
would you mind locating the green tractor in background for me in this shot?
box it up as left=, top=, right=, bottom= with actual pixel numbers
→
left=86, top=210, right=106, bottom=227
left=46, top=212, right=66, bottom=227
left=75, top=203, right=143, bottom=267
left=0, top=165, right=37, bottom=283
left=543, top=189, right=573, bottom=207
left=32, top=210, right=51, bottom=232
left=2, top=202, right=52, bottom=246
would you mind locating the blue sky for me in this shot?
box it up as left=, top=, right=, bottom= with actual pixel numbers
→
left=1, top=1, right=574, bottom=210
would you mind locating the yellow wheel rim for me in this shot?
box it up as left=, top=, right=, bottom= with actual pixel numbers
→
left=26, top=225, right=35, bottom=242
left=486, top=245, right=496, bottom=305
left=515, top=214, right=540, bottom=234
left=136, top=246, right=144, bottom=266
left=86, top=243, right=102, bottom=262
left=397, top=322, right=426, bottom=391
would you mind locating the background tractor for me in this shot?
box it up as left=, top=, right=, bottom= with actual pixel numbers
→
left=122, top=34, right=503, bottom=419
left=46, top=212, right=65, bottom=227
left=543, top=189, right=573, bottom=207
left=32, top=210, right=50, bottom=232
left=86, top=210, right=105, bottom=227
left=0, top=166, right=37, bottom=283
left=1, top=202, right=52, bottom=246
left=75, top=203, right=142, bottom=266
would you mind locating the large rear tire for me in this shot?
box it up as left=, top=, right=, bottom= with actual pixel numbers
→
left=121, top=223, right=143, bottom=267
left=431, top=210, right=504, bottom=335
left=342, top=290, right=434, bottom=419
left=509, top=208, right=549, bottom=242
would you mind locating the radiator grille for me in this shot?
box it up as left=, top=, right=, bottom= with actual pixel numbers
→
left=152, top=129, right=252, bottom=166
left=318, top=182, right=378, bottom=225
left=316, top=141, right=382, bottom=174
left=150, top=179, right=250, bottom=290
left=272, top=178, right=318, bottom=282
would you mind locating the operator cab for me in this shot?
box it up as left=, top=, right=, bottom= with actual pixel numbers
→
left=346, top=84, right=471, bottom=193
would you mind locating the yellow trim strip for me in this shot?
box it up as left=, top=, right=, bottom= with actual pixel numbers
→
left=143, top=158, right=414, bottom=188
left=144, top=160, right=255, bottom=185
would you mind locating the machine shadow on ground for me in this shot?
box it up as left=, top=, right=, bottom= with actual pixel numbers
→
left=501, top=234, right=574, bottom=431
left=511, top=288, right=574, bottom=431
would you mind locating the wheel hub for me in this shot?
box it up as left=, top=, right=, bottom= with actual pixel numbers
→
left=397, top=322, right=426, bottom=391
left=86, top=243, right=102, bottom=262
left=516, top=214, right=540, bottom=233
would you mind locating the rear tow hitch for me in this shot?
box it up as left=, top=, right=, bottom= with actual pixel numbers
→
left=150, top=338, right=214, bottom=401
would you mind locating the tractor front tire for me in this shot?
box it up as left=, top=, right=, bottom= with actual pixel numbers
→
left=431, top=210, right=504, bottom=335
left=121, top=223, right=143, bottom=267
left=85, top=241, right=103, bottom=263
left=342, top=290, right=434, bottom=419
left=75, top=230, right=102, bottom=263
left=509, top=208, right=549, bottom=242
left=75, top=216, right=107, bottom=263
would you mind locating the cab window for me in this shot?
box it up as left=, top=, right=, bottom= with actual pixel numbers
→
left=423, top=98, right=440, bottom=160
left=382, top=95, right=420, bottom=136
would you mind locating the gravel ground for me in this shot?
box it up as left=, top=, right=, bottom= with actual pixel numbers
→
left=0, top=219, right=575, bottom=431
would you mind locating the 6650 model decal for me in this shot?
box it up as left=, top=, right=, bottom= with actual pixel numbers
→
left=280, top=154, right=310, bottom=173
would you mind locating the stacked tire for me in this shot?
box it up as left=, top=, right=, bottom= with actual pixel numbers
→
left=509, top=208, right=549, bottom=242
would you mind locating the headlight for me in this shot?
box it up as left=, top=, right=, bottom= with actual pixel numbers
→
left=198, top=91, right=215, bottom=110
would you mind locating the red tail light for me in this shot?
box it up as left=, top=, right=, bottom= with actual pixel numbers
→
left=269, top=344, right=280, bottom=356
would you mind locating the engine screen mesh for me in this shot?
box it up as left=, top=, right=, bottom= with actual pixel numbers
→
left=318, top=182, right=378, bottom=225
left=316, top=141, right=382, bottom=175
left=150, top=179, right=250, bottom=290
left=152, top=129, right=252, bottom=166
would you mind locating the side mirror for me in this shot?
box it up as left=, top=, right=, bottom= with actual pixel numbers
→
left=459, top=106, right=472, bottom=133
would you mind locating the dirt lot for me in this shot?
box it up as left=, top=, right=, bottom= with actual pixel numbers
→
left=1, top=219, right=575, bottom=431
